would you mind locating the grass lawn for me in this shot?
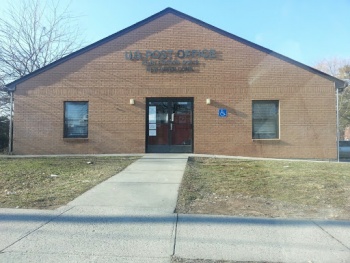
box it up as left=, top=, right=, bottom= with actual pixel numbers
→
left=0, top=156, right=139, bottom=209
left=176, top=157, right=350, bottom=220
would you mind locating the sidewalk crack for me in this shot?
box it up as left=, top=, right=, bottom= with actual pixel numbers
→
left=312, top=220, right=350, bottom=251
left=0, top=206, right=74, bottom=253
left=172, top=213, right=179, bottom=256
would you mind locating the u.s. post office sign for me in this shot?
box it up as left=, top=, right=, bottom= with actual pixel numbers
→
left=125, top=49, right=217, bottom=73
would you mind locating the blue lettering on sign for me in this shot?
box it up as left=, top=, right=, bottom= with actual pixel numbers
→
left=218, top=108, right=227, bottom=117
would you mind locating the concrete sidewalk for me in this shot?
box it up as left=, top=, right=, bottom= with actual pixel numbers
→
left=0, top=154, right=350, bottom=262
left=0, top=154, right=187, bottom=262
left=175, top=215, right=350, bottom=262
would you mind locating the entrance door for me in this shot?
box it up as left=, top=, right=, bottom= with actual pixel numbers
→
left=146, top=98, right=193, bottom=153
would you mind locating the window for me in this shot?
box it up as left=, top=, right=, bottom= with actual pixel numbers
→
left=252, top=100, right=279, bottom=139
left=64, top=101, right=88, bottom=138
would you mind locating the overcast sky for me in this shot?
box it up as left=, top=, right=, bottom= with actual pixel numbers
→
left=1, top=0, right=349, bottom=67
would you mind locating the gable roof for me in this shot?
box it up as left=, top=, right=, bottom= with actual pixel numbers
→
left=4, top=7, right=347, bottom=92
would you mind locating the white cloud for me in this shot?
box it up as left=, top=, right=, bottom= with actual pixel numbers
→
left=254, top=33, right=265, bottom=45
left=277, top=40, right=303, bottom=62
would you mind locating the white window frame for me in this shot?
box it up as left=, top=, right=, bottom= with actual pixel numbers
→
left=252, top=100, right=279, bottom=139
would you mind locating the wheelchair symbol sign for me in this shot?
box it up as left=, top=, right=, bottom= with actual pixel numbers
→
left=218, top=108, right=227, bottom=117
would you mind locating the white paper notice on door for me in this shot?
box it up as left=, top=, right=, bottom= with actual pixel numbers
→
left=149, top=129, right=157, bottom=136
left=149, top=106, right=156, bottom=123
left=149, top=124, right=156, bottom=130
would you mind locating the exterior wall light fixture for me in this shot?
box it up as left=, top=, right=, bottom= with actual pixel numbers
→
left=130, top=99, right=135, bottom=105
left=206, top=98, right=211, bottom=105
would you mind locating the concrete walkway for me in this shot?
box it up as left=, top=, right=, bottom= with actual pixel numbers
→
left=0, top=154, right=186, bottom=262
left=67, top=154, right=187, bottom=213
left=0, top=154, right=350, bottom=262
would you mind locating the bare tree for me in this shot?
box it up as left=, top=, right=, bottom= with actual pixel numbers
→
left=0, top=92, right=10, bottom=116
left=314, top=58, right=350, bottom=139
left=0, top=0, right=83, bottom=86
left=0, top=0, right=83, bottom=150
left=314, top=57, right=350, bottom=78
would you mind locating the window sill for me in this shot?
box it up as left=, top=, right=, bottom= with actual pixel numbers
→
left=252, top=138, right=280, bottom=141
left=63, top=138, right=89, bottom=143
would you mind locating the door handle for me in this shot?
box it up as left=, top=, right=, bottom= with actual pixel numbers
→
left=170, top=113, right=175, bottom=130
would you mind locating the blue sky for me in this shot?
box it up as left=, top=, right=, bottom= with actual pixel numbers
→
left=2, top=0, right=350, bottom=67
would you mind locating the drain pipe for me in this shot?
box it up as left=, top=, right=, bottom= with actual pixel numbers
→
left=336, top=85, right=339, bottom=162
left=337, top=80, right=349, bottom=162
left=8, top=91, right=13, bottom=155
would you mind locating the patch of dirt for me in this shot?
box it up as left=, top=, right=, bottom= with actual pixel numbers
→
left=176, top=193, right=350, bottom=220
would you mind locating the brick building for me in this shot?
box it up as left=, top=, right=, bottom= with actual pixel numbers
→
left=5, top=8, right=347, bottom=158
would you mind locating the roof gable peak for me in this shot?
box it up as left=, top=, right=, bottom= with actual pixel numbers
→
left=4, top=7, right=347, bottom=91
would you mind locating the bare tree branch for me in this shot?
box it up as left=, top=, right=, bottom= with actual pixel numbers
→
left=314, top=57, right=350, bottom=78
left=0, top=0, right=83, bottom=150
left=0, top=0, right=83, bottom=85
left=314, top=58, right=350, bottom=139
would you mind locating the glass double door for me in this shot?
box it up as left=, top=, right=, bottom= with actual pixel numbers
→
left=146, top=98, right=193, bottom=153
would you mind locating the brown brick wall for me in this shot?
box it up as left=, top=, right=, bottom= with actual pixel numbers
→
left=13, top=13, right=337, bottom=159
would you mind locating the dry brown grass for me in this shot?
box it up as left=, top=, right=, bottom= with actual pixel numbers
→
left=0, top=156, right=139, bottom=209
left=176, top=157, right=350, bottom=220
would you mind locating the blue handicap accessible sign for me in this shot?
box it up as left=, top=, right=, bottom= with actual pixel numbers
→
left=218, top=108, right=227, bottom=117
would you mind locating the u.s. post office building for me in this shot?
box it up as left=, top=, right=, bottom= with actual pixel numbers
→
left=5, top=8, right=347, bottom=159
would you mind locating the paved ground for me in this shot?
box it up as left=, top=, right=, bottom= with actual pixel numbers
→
left=0, top=154, right=350, bottom=262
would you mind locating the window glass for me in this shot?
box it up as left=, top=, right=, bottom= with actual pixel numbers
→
left=64, top=102, right=88, bottom=138
left=252, top=101, right=279, bottom=139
